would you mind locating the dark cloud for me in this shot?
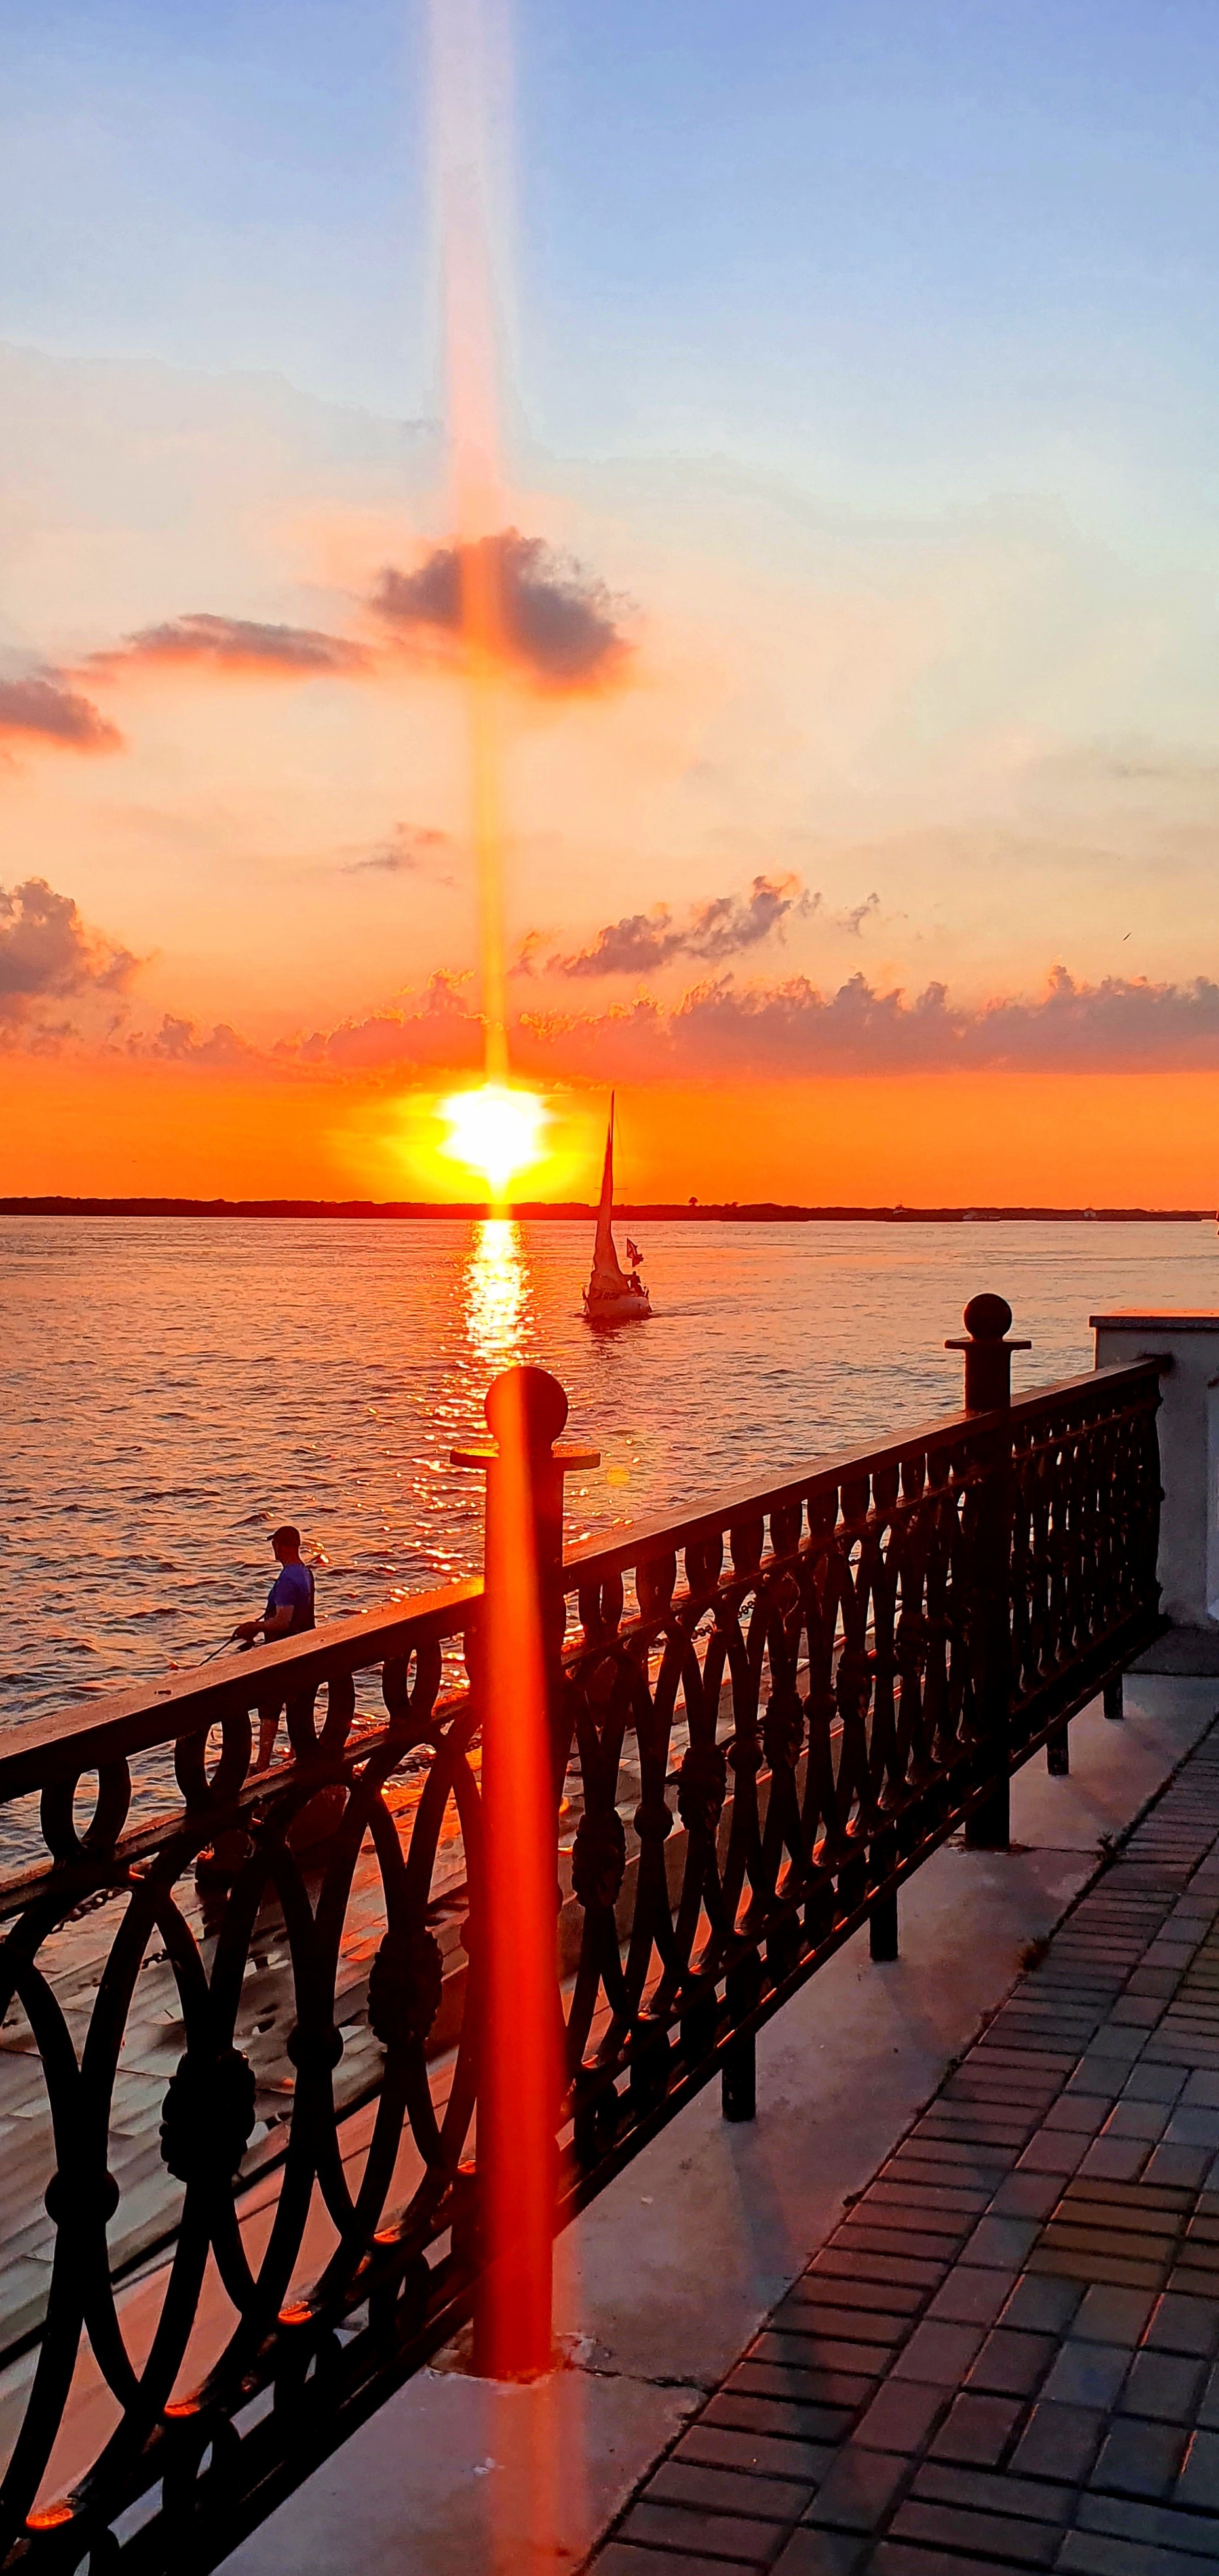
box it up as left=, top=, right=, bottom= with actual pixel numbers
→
left=339, top=824, right=454, bottom=881
left=75, top=961, right=1219, bottom=1086
left=373, top=531, right=629, bottom=689
left=0, top=676, right=121, bottom=752
left=0, top=877, right=137, bottom=1031
left=657, top=964, right=1219, bottom=1075
left=96, top=613, right=370, bottom=676
left=123, top=1015, right=257, bottom=1066
left=552, top=874, right=803, bottom=978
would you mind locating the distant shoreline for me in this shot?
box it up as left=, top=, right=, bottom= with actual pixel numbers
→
left=1, top=1197, right=1212, bottom=1225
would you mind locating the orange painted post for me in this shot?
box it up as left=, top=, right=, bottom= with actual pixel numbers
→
left=453, top=1366, right=598, bottom=2379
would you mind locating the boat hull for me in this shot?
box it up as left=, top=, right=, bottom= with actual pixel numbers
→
left=584, top=1290, right=651, bottom=1324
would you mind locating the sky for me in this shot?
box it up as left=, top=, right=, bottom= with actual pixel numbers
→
left=3, top=0, right=1219, bottom=1203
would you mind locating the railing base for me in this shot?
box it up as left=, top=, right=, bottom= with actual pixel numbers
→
left=870, top=1891, right=899, bottom=1961
left=965, top=1778, right=1011, bottom=1851
left=721, top=2033, right=756, bottom=2122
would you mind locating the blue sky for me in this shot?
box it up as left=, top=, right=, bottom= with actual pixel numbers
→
left=3, top=0, right=1217, bottom=547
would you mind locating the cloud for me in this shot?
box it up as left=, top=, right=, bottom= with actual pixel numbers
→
left=120, top=1014, right=258, bottom=1066
left=0, top=675, right=121, bottom=753
left=0, top=877, right=137, bottom=1032
left=292, top=970, right=482, bottom=1073
left=372, top=531, right=630, bottom=689
left=338, top=823, right=454, bottom=881
left=552, top=873, right=805, bottom=978
left=94, top=613, right=370, bottom=677
left=840, top=892, right=880, bottom=938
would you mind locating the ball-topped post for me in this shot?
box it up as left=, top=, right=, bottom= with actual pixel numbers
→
left=946, top=1293, right=1032, bottom=1412
left=451, top=1366, right=598, bottom=2381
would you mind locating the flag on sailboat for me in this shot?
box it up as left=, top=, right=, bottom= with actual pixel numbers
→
left=626, top=1238, right=642, bottom=1266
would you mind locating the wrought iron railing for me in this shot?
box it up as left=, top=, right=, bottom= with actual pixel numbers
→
left=0, top=1307, right=1162, bottom=2571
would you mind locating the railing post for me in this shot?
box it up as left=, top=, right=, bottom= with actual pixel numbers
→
left=452, top=1367, right=597, bottom=2381
left=946, top=1296, right=1029, bottom=1852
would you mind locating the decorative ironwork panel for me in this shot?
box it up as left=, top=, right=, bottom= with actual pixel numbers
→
left=0, top=1358, right=1161, bottom=2570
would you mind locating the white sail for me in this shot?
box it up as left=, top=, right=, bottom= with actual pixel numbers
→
left=590, top=1094, right=629, bottom=1287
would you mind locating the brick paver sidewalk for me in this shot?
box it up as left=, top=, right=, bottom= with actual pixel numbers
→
left=591, top=1721, right=1219, bottom=2575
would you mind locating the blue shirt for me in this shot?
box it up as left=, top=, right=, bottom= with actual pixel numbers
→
left=265, top=1561, right=315, bottom=1633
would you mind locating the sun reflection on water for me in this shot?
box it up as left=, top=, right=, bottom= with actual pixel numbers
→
left=465, top=1217, right=530, bottom=1372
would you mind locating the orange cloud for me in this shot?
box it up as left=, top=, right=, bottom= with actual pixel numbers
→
left=0, top=675, right=121, bottom=754
left=0, top=877, right=137, bottom=1037
left=90, top=612, right=370, bottom=678
left=372, top=531, right=632, bottom=690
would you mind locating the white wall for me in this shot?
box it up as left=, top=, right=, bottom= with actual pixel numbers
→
left=1093, top=1313, right=1219, bottom=1630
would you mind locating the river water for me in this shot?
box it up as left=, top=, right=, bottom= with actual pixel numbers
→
left=3, top=1213, right=1216, bottom=1729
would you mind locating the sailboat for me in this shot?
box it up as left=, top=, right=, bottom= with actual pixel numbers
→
left=583, top=1095, right=651, bottom=1324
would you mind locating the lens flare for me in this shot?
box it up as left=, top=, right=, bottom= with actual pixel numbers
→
left=440, top=1083, right=548, bottom=1194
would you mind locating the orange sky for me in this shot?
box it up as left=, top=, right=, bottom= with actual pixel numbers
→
left=5, top=349, right=1219, bottom=1208
left=5, top=1053, right=1214, bottom=1208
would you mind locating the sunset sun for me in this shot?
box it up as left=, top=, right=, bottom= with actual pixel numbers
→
left=439, top=1083, right=549, bottom=1195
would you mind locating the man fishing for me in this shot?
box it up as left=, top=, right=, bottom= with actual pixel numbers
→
left=232, top=1524, right=315, bottom=1649
left=231, top=1525, right=316, bottom=1773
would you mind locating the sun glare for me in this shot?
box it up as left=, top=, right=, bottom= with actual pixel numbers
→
left=440, top=1083, right=549, bottom=1195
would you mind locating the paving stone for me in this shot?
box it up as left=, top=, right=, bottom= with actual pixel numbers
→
left=749, top=2333, right=887, bottom=2384
left=726, top=2360, right=874, bottom=2412
left=965, top=2326, right=1055, bottom=2397
left=1072, top=2284, right=1155, bottom=2344
left=1009, top=2401, right=1105, bottom=2483
left=646, top=2460, right=815, bottom=2523
left=1091, top=2415, right=1188, bottom=2497
left=1117, top=2063, right=1184, bottom=2101
left=1180, top=2073, right=1219, bottom=2107
left=703, top=2393, right=855, bottom=2447
left=925, top=2268, right=1013, bottom=2326
left=802, top=2444, right=907, bottom=2532
left=780, top=2290, right=917, bottom=2338
left=849, top=2378, right=946, bottom=2456
left=616, top=2498, right=783, bottom=2564
left=1057, top=2533, right=1216, bottom=2574
left=1041, top=2339, right=1130, bottom=2408
left=927, top=2389, right=1022, bottom=2465
left=1146, top=2143, right=1214, bottom=2189
left=673, top=2427, right=836, bottom=2485
left=1119, top=2350, right=1209, bottom=2423
left=598, top=2550, right=769, bottom=2576
left=961, top=2215, right=1041, bottom=2269
left=1043, top=2098, right=1108, bottom=2137
left=765, top=2326, right=898, bottom=2373
left=1074, top=2488, right=1219, bottom=2560
left=1079, top=2134, right=1153, bottom=2181
left=872, top=2548, right=1022, bottom=2576
left=999, top=2274, right=1083, bottom=2334
left=912, top=2460, right=1072, bottom=2523
left=889, top=2320, right=986, bottom=2385
left=1165, top=2107, right=1219, bottom=2147
left=1176, top=2428, right=1219, bottom=2512
left=990, top=2172, right=1064, bottom=2219
left=1106, top=2100, right=1174, bottom=2142
left=888, top=2497, right=1058, bottom=2565
left=802, top=2265, right=931, bottom=2311
left=771, top=2535, right=867, bottom=2576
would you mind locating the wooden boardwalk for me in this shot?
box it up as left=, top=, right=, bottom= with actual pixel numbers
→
left=593, top=1721, right=1219, bottom=2575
